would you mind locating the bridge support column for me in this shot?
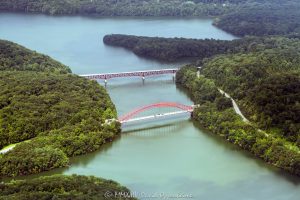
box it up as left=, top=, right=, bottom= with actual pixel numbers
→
left=142, top=76, right=145, bottom=84
left=197, top=67, right=201, bottom=78
left=104, top=79, right=107, bottom=87
left=173, top=73, right=176, bottom=82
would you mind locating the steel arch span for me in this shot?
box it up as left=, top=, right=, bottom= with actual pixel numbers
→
left=119, top=102, right=194, bottom=122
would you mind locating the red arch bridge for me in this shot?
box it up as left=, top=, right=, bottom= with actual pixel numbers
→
left=105, top=102, right=197, bottom=125
left=80, top=68, right=178, bottom=84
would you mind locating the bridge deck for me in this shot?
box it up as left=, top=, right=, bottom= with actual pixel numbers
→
left=80, top=68, right=178, bottom=80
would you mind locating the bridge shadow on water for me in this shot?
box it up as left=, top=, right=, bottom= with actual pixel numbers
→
left=99, top=77, right=175, bottom=90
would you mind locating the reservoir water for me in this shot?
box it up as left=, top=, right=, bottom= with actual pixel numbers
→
left=0, top=13, right=300, bottom=200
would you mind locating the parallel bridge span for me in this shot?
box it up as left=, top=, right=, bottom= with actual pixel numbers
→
left=120, top=110, right=192, bottom=125
left=118, top=102, right=195, bottom=124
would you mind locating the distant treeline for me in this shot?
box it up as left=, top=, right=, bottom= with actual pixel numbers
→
left=1, top=0, right=300, bottom=36
left=1, top=0, right=295, bottom=17
left=0, top=40, right=120, bottom=177
left=0, top=0, right=237, bottom=16
left=0, top=174, right=137, bottom=200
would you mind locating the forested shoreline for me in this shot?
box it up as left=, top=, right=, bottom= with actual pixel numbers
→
left=0, top=40, right=120, bottom=177
left=176, top=66, right=300, bottom=176
left=201, top=50, right=300, bottom=144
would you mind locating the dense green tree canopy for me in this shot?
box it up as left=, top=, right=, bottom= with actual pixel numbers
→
left=104, top=34, right=233, bottom=62
left=0, top=175, right=136, bottom=200
left=0, top=40, right=119, bottom=177
left=0, top=72, right=117, bottom=149
left=201, top=49, right=300, bottom=143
